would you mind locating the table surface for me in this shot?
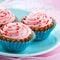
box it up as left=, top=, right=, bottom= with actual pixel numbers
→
left=0, top=0, right=60, bottom=60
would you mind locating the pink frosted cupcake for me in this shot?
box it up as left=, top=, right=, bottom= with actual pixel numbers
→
left=21, top=11, right=56, bottom=40
left=0, top=22, right=35, bottom=52
left=0, top=9, right=17, bottom=27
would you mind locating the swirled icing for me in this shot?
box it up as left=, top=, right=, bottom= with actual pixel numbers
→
left=23, top=11, right=52, bottom=28
left=0, top=9, right=15, bottom=25
left=0, top=22, right=32, bottom=39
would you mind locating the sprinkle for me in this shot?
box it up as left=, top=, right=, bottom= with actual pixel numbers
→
left=16, top=26, right=19, bottom=30
left=16, top=31, right=18, bottom=33
left=4, top=21, right=6, bottom=23
left=4, top=30, right=8, bottom=35
left=10, top=34, right=12, bottom=36
left=50, top=17, right=52, bottom=19
left=39, top=20, right=41, bottom=22
left=43, top=16, right=44, bottom=18
left=16, top=23, right=18, bottom=25
left=37, top=17, right=39, bottom=19
left=8, top=26, right=11, bottom=28
left=47, top=20, right=49, bottom=23
left=1, top=27, right=3, bottom=30
left=45, top=15, right=47, bottom=18
left=39, top=25, right=41, bottom=27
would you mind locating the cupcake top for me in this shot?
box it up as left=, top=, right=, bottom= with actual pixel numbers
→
left=0, top=22, right=34, bottom=42
left=22, top=11, right=53, bottom=29
left=0, top=9, right=15, bottom=25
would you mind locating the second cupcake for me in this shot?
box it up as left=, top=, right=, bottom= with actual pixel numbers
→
left=0, top=22, right=35, bottom=52
left=21, top=11, right=56, bottom=40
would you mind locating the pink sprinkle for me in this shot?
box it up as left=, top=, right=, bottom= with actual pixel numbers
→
left=45, top=15, right=47, bottom=18
left=8, top=26, right=11, bottom=28
left=7, top=11, right=10, bottom=14
left=43, top=16, right=44, bottom=18
left=16, top=23, right=18, bottom=25
left=37, top=22, right=39, bottom=24
left=0, top=16, right=3, bottom=17
left=16, top=26, right=19, bottom=30
left=16, top=31, right=18, bottom=33
left=6, top=24, right=7, bottom=26
left=39, top=25, right=41, bottom=27
left=50, top=17, right=52, bottom=19
left=1, top=27, right=3, bottom=30
left=34, top=24, right=36, bottom=25
left=43, top=21, right=46, bottom=23
left=4, top=21, right=6, bottom=23
left=39, top=20, right=41, bottom=22
left=45, top=20, right=49, bottom=24
left=4, top=31, right=8, bottom=35
left=40, top=14, right=42, bottom=16
left=47, top=20, right=49, bottom=23
left=37, top=17, right=39, bottom=19
left=10, top=34, right=12, bottom=36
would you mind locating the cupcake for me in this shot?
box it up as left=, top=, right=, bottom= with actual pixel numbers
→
left=0, top=22, right=35, bottom=52
left=21, top=11, right=56, bottom=40
left=0, top=9, right=17, bottom=27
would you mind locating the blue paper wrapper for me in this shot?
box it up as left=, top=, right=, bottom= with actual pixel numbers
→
left=34, top=24, right=56, bottom=41
left=0, top=33, right=35, bottom=52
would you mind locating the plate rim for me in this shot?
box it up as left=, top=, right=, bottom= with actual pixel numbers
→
left=0, top=40, right=60, bottom=57
left=0, top=8, right=60, bottom=57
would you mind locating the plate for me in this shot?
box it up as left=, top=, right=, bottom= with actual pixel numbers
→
left=0, top=8, right=60, bottom=57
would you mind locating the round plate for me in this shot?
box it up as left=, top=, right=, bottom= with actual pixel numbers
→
left=0, top=8, right=60, bottom=57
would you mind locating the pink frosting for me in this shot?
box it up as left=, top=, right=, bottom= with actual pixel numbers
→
left=0, top=22, right=32, bottom=39
left=23, top=11, right=52, bottom=28
left=0, top=9, right=15, bottom=25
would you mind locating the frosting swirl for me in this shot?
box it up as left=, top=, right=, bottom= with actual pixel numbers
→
left=0, top=9, right=15, bottom=25
left=0, top=22, right=32, bottom=39
left=23, top=11, right=52, bottom=28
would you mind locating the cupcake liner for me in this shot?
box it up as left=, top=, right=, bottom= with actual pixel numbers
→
left=0, top=33, right=35, bottom=52
left=34, top=24, right=56, bottom=41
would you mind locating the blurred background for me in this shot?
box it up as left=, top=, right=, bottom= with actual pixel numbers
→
left=0, top=0, right=60, bottom=11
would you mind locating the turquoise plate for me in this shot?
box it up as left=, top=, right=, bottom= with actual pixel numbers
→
left=0, top=8, right=60, bottom=57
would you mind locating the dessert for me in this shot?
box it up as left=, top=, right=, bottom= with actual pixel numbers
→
left=0, top=22, right=35, bottom=52
left=21, top=11, right=56, bottom=40
left=0, top=9, right=17, bottom=27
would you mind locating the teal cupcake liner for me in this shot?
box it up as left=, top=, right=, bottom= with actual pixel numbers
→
left=0, top=33, right=35, bottom=52
left=34, top=24, right=56, bottom=41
